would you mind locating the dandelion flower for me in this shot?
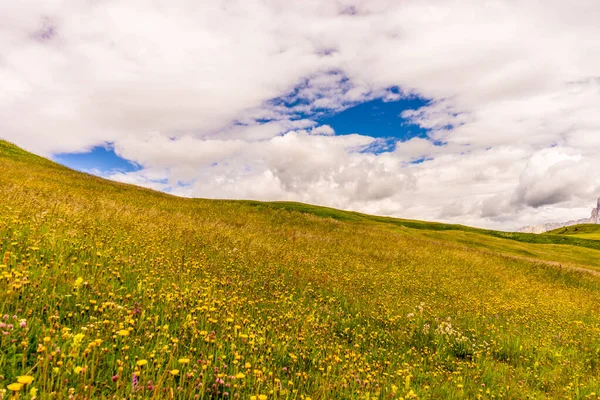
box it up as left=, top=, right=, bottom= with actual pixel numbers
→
left=258, top=395, right=267, bottom=400
left=7, top=382, right=23, bottom=391
left=73, top=277, right=83, bottom=289
left=17, top=376, right=34, bottom=384
left=170, top=369, right=179, bottom=376
left=137, top=359, right=148, bottom=367
left=235, top=372, right=245, bottom=379
left=178, top=358, right=190, bottom=364
left=117, top=329, right=129, bottom=336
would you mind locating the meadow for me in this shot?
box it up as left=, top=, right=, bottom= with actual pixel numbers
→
left=2, top=139, right=600, bottom=399
left=547, top=225, right=600, bottom=241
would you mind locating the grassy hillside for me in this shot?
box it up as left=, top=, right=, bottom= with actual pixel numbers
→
left=2, top=140, right=600, bottom=399
left=546, top=224, right=600, bottom=241
left=245, top=202, right=600, bottom=252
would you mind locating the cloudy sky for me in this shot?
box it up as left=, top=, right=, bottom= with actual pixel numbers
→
left=2, top=0, right=600, bottom=230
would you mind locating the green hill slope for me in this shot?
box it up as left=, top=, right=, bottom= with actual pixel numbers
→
left=2, top=140, right=600, bottom=399
left=546, top=224, right=600, bottom=241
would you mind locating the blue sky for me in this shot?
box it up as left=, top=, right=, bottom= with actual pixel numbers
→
left=53, top=145, right=140, bottom=174
left=53, top=96, right=430, bottom=174
left=318, top=97, right=429, bottom=140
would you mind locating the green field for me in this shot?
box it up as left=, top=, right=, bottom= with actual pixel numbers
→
left=546, top=225, right=600, bottom=241
left=2, top=139, right=600, bottom=399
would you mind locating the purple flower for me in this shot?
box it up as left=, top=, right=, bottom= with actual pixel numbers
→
left=112, top=374, right=118, bottom=382
left=132, top=374, right=139, bottom=391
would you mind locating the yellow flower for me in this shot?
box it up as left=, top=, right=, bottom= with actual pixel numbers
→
left=74, top=366, right=83, bottom=374
left=73, top=333, right=85, bottom=345
left=259, top=395, right=268, bottom=400
left=17, top=375, right=34, bottom=384
left=170, top=369, right=179, bottom=376
left=250, top=397, right=257, bottom=400
left=73, top=277, right=83, bottom=289
left=137, top=359, right=148, bottom=366
left=178, top=358, right=190, bottom=364
left=117, top=329, right=129, bottom=336
left=7, top=382, right=23, bottom=391
left=30, top=387, right=38, bottom=397
left=235, top=372, right=245, bottom=379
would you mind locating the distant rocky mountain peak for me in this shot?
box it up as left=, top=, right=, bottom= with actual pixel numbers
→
left=587, top=197, right=600, bottom=225
left=518, top=197, right=600, bottom=234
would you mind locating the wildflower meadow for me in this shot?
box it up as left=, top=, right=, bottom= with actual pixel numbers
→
left=2, top=140, right=600, bottom=399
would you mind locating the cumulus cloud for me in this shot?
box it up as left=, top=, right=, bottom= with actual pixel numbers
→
left=2, top=0, right=600, bottom=230
left=513, top=148, right=600, bottom=208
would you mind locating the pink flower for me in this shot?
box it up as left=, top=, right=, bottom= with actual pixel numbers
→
left=132, top=373, right=139, bottom=391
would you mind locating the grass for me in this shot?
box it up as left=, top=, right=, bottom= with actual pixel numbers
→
left=546, top=225, right=600, bottom=241
left=244, top=202, right=600, bottom=252
left=2, top=139, right=600, bottom=399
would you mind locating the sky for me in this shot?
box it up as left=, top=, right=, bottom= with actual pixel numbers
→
left=2, top=0, right=600, bottom=231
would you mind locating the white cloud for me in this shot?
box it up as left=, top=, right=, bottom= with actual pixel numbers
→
left=2, top=0, right=600, bottom=230
left=513, top=148, right=600, bottom=208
